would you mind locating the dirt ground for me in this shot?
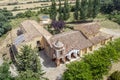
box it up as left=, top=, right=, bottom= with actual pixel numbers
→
left=0, top=1, right=75, bottom=15
left=0, top=28, right=18, bottom=59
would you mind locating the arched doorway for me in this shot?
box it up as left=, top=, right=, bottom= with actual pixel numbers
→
left=65, top=55, right=70, bottom=61
left=60, top=58, right=64, bottom=64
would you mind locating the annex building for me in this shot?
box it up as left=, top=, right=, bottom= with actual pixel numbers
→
left=13, top=20, right=113, bottom=66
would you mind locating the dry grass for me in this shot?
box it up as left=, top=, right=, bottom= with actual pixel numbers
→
left=10, top=18, right=28, bottom=29
left=100, top=19, right=120, bottom=29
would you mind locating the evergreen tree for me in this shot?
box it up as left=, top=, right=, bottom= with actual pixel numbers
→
left=17, top=45, right=41, bottom=73
left=87, top=0, right=93, bottom=18
left=113, top=0, right=120, bottom=10
left=63, top=0, right=70, bottom=21
left=15, top=70, right=46, bottom=80
left=92, top=0, right=100, bottom=18
left=80, top=0, right=88, bottom=20
left=50, top=0, right=57, bottom=20
left=74, top=0, right=80, bottom=20
left=58, top=0, right=63, bottom=21
left=16, top=45, right=44, bottom=80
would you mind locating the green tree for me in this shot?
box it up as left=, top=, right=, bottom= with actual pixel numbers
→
left=113, top=0, right=120, bottom=10
left=0, top=9, right=13, bottom=19
left=0, top=62, right=14, bottom=80
left=74, top=0, right=80, bottom=20
left=100, top=0, right=114, bottom=14
left=92, top=0, right=100, bottom=18
left=58, top=0, right=63, bottom=21
left=80, top=0, right=88, bottom=20
left=84, top=52, right=111, bottom=79
left=15, top=70, right=46, bottom=80
left=16, top=45, right=46, bottom=80
left=87, top=0, right=93, bottom=18
left=16, top=45, right=41, bottom=73
left=50, top=0, right=57, bottom=20
left=16, top=13, right=25, bottom=18
left=0, top=13, right=7, bottom=21
left=0, top=9, right=12, bottom=37
left=63, top=0, right=70, bottom=21
left=2, top=23, right=12, bottom=32
left=63, top=61, right=92, bottom=80
left=16, top=45, right=47, bottom=80
left=24, top=10, right=36, bottom=18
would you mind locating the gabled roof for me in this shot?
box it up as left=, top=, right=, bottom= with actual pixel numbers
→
left=89, top=32, right=113, bottom=44
left=20, top=20, right=52, bottom=41
left=50, top=31, right=92, bottom=53
left=20, top=20, right=42, bottom=41
left=74, top=22, right=100, bottom=38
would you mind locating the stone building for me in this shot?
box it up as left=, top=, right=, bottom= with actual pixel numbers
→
left=74, top=23, right=113, bottom=50
left=13, top=20, right=113, bottom=66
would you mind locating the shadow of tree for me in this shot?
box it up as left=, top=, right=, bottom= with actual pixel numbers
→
left=39, top=50, right=56, bottom=68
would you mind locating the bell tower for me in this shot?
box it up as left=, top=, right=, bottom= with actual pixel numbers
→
left=53, top=40, right=65, bottom=66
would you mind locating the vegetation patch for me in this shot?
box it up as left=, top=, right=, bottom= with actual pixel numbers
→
left=44, top=23, right=73, bottom=35
left=0, top=9, right=13, bottom=37
left=63, top=38, right=120, bottom=80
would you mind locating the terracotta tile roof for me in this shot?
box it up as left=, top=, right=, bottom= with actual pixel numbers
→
left=89, top=32, right=113, bottom=44
left=50, top=31, right=93, bottom=53
left=20, top=20, right=42, bottom=41
left=20, top=20, right=52, bottom=41
left=74, top=22, right=100, bottom=38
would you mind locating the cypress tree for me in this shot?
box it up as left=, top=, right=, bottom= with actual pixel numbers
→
left=80, top=0, right=88, bottom=20
left=63, top=0, right=70, bottom=21
left=87, top=0, right=93, bottom=18
left=74, top=0, right=80, bottom=20
left=50, top=0, right=57, bottom=20
left=92, top=0, right=100, bottom=18
left=58, top=0, right=63, bottom=21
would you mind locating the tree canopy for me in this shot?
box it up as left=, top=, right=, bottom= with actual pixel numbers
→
left=0, top=9, right=13, bottom=37
left=16, top=45, right=44, bottom=80
left=0, top=62, right=14, bottom=80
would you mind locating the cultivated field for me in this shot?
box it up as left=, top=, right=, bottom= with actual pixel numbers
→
left=0, top=0, right=75, bottom=15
